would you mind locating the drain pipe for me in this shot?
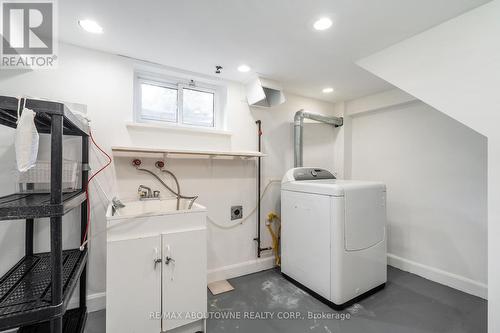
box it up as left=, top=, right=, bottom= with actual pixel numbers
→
left=294, top=110, right=343, bottom=167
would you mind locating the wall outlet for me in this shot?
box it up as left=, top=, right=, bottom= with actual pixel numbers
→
left=231, top=206, right=243, bottom=220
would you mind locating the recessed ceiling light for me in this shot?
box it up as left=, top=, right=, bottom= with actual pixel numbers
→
left=237, top=64, right=251, bottom=73
left=78, top=19, right=103, bottom=34
left=322, top=87, right=334, bottom=93
left=313, top=17, right=333, bottom=31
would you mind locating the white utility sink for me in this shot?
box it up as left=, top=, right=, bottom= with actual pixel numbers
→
left=106, top=198, right=207, bottom=242
left=107, top=198, right=205, bottom=219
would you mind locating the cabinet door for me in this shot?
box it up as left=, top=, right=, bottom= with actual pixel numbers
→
left=162, top=228, right=207, bottom=331
left=107, top=235, right=162, bottom=333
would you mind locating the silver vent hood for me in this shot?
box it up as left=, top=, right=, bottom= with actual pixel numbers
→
left=245, top=76, right=286, bottom=108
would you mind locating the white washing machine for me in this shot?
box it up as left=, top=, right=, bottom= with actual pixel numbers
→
left=281, top=167, right=387, bottom=309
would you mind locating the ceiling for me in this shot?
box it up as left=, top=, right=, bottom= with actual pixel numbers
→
left=59, top=0, right=490, bottom=102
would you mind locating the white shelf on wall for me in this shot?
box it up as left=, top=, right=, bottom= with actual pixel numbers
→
left=111, top=146, right=265, bottom=159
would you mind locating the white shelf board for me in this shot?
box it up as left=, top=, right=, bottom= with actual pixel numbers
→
left=111, top=146, right=265, bottom=159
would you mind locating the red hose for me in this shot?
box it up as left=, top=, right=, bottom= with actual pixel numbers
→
left=81, top=129, right=112, bottom=248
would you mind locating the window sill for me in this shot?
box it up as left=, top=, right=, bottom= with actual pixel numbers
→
left=126, top=121, right=233, bottom=136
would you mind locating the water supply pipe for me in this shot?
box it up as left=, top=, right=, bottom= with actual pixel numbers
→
left=294, top=110, right=343, bottom=167
left=132, top=159, right=198, bottom=209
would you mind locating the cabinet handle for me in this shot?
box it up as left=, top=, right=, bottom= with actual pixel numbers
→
left=154, top=258, right=162, bottom=269
left=165, top=256, right=175, bottom=265
left=154, top=248, right=162, bottom=269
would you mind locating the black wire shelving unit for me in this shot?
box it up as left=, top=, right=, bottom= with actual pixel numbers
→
left=0, top=96, right=89, bottom=333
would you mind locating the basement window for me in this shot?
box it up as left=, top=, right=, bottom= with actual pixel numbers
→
left=135, top=73, right=224, bottom=129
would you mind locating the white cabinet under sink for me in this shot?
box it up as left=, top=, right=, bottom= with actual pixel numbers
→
left=106, top=199, right=207, bottom=333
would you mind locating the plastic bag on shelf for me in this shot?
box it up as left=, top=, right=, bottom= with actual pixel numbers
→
left=15, top=99, right=39, bottom=172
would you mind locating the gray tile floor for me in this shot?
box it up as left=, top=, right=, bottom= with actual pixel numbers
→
left=84, top=309, right=105, bottom=333
left=85, top=266, right=487, bottom=333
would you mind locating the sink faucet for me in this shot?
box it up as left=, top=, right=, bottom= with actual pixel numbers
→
left=138, top=185, right=160, bottom=200
left=111, top=197, right=125, bottom=215
left=138, top=185, right=152, bottom=198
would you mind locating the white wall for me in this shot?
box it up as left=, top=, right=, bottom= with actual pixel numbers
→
left=344, top=90, right=487, bottom=298
left=357, top=1, right=499, bottom=330
left=0, top=43, right=340, bottom=309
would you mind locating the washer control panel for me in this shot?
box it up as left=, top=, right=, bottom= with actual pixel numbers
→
left=293, top=168, right=336, bottom=181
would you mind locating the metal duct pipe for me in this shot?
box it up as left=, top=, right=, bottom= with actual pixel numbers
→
left=294, top=109, right=343, bottom=167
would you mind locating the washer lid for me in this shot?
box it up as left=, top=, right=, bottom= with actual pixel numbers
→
left=281, top=179, right=385, bottom=197
left=281, top=168, right=385, bottom=196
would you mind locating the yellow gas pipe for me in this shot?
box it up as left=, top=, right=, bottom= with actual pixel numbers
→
left=266, top=212, right=281, bottom=267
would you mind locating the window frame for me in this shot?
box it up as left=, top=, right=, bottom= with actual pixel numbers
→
left=137, top=77, right=179, bottom=124
left=179, top=84, right=216, bottom=128
left=134, top=72, right=222, bottom=130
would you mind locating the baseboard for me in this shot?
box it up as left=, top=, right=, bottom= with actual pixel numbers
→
left=387, top=253, right=487, bottom=299
left=208, top=256, right=276, bottom=283
left=68, top=292, right=106, bottom=313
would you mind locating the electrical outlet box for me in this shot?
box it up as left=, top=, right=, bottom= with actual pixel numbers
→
left=231, top=206, right=243, bottom=220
